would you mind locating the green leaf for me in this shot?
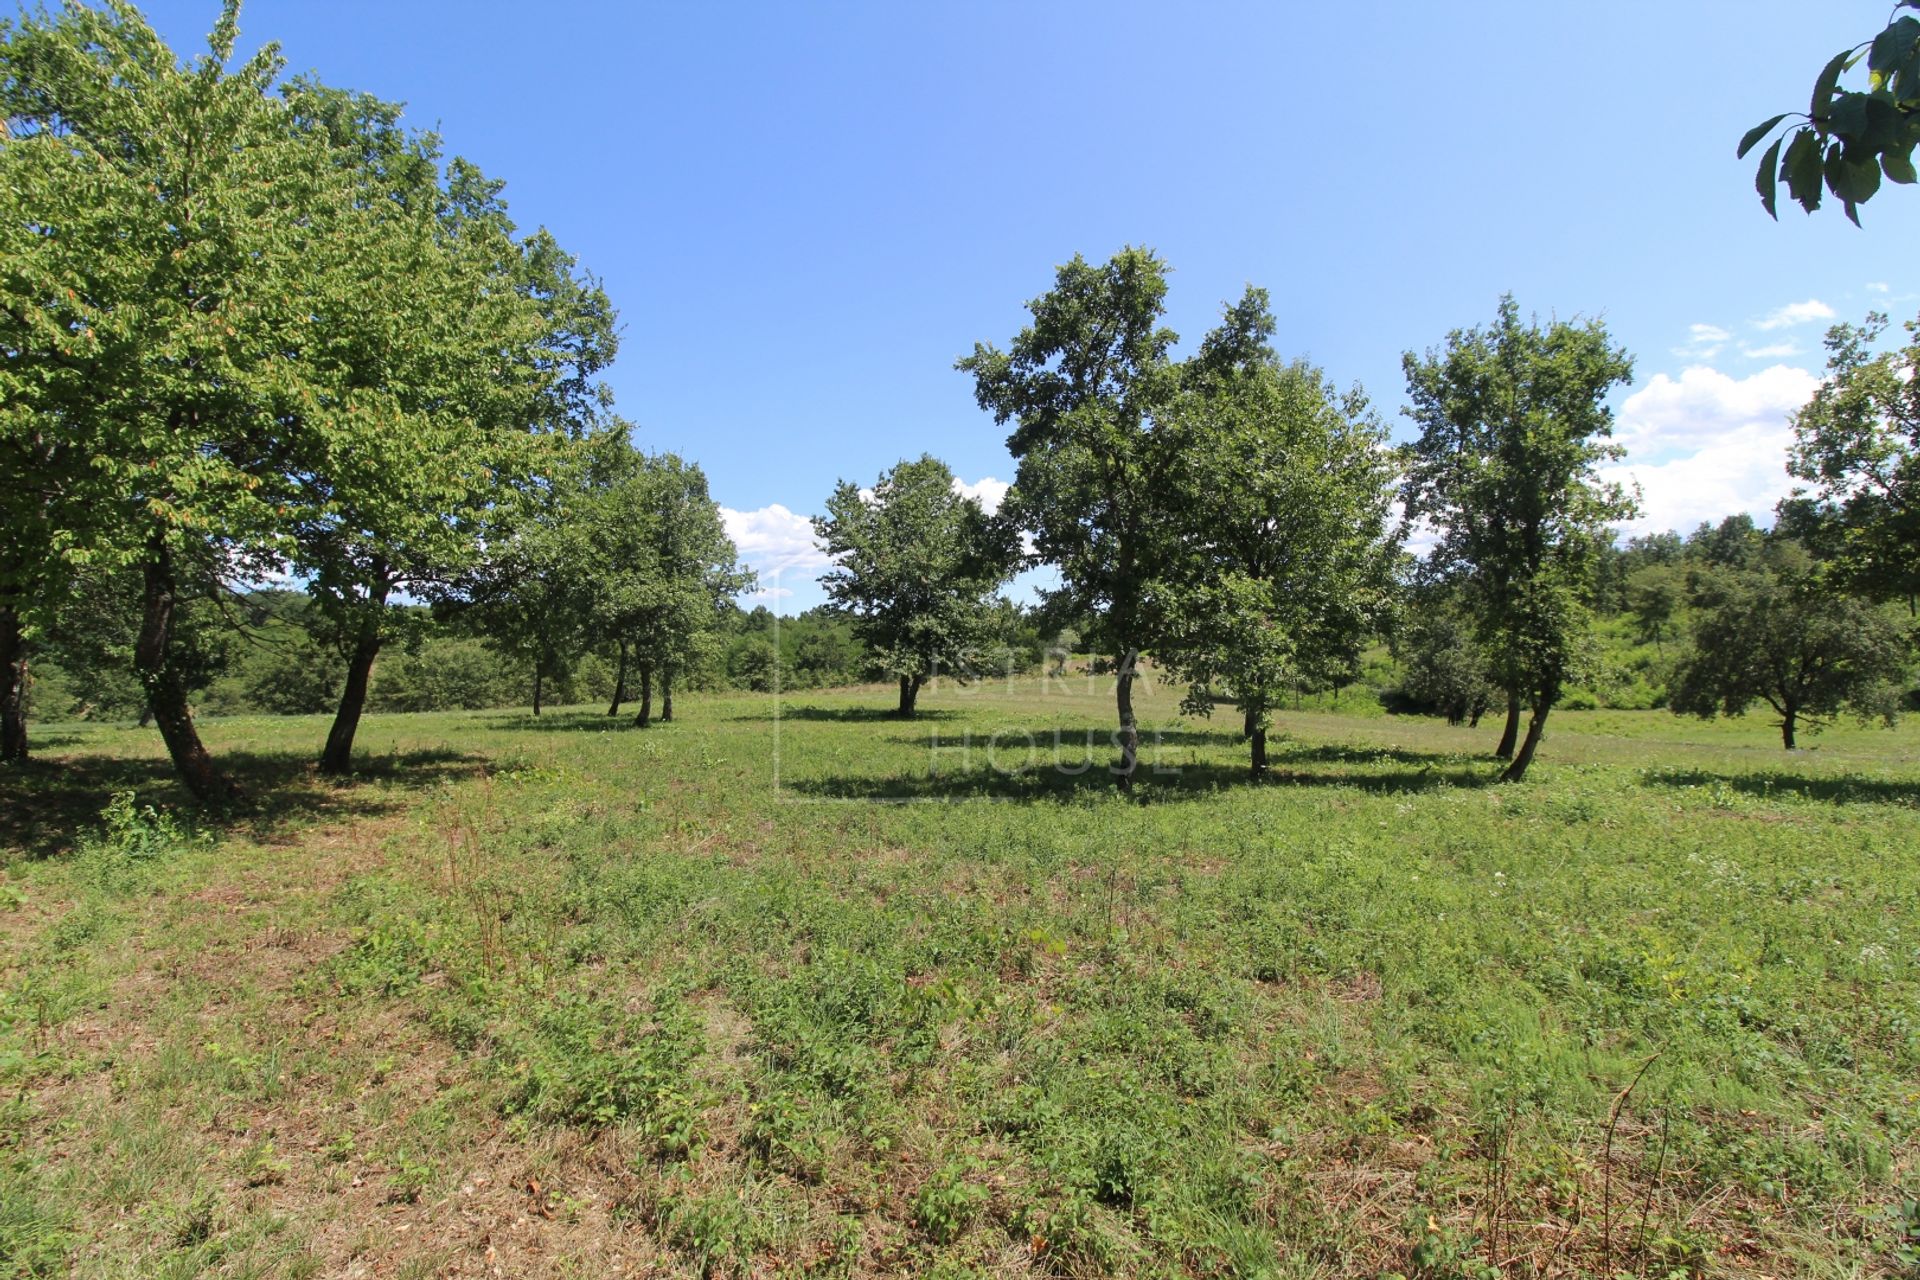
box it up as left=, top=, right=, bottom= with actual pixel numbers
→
left=1738, top=113, right=1789, bottom=158
left=1812, top=48, right=1853, bottom=118
left=1883, top=145, right=1919, bottom=184
left=1783, top=129, right=1825, bottom=212
left=1835, top=149, right=1884, bottom=203
left=1822, top=139, right=1847, bottom=198
left=1898, top=49, right=1920, bottom=103
left=1825, top=93, right=1870, bottom=139
left=1755, top=137, right=1783, bottom=217
left=1869, top=17, right=1920, bottom=73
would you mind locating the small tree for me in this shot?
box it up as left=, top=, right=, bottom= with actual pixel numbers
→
left=1394, top=597, right=1498, bottom=727
left=813, top=455, right=1018, bottom=718
left=631, top=452, right=753, bottom=726
left=1402, top=294, right=1636, bottom=782
left=1625, top=565, right=1682, bottom=651
left=1671, top=541, right=1909, bottom=748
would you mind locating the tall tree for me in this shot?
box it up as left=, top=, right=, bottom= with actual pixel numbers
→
left=959, top=248, right=1184, bottom=785
left=1670, top=540, right=1909, bottom=748
left=1154, top=297, right=1400, bottom=779
left=278, top=82, right=614, bottom=775
left=1402, top=294, right=1636, bottom=783
left=813, top=455, right=1019, bottom=718
left=1777, top=309, right=1920, bottom=611
left=0, top=2, right=367, bottom=798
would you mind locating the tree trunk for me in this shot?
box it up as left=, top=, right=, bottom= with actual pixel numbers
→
left=532, top=660, right=544, bottom=716
left=1249, top=727, right=1267, bottom=781
left=1114, top=650, right=1140, bottom=790
left=607, top=642, right=627, bottom=716
left=661, top=670, right=673, bottom=722
left=1242, top=704, right=1257, bottom=740
left=320, top=579, right=388, bottom=777
left=1781, top=709, right=1797, bottom=750
left=1499, top=695, right=1551, bottom=783
left=134, top=542, right=230, bottom=803
left=634, top=664, right=653, bottom=728
left=1494, top=689, right=1520, bottom=759
left=0, top=604, right=27, bottom=763
left=897, top=674, right=922, bottom=719
left=138, top=704, right=154, bottom=729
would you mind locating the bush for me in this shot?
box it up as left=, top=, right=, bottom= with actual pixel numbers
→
left=370, top=639, right=519, bottom=713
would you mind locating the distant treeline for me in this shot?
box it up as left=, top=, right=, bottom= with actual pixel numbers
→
left=18, top=593, right=1054, bottom=722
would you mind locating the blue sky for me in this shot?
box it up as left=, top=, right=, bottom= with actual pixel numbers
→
left=139, top=0, right=1919, bottom=611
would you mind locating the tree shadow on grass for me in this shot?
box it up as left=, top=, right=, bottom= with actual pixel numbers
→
left=479, top=709, right=650, bottom=733
left=756, top=705, right=967, bottom=724
left=1, top=746, right=486, bottom=862
left=780, top=754, right=1492, bottom=804
left=1639, top=767, right=1920, bottom=808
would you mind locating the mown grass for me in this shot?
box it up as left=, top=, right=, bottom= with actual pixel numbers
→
left=2, top=675, right=1917, bottom=1278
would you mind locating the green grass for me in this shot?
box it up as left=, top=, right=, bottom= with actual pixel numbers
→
left=2, top=675, right=1917, bottom=1278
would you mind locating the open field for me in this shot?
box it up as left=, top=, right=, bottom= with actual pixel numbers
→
left=3, top=678, right=1918, bottom=1278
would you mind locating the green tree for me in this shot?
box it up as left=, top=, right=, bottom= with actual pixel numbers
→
left=812, top=455, right=1019, bottom=718
left=1777, top=310, right=1920, bottom=610
left=1402, top=294, right=1636, bottom=782
left=630, top=453, right=751, bottom=725
left=448, top=435, right=594, bottom=715
left=1625, top=564, right=1682, bottom=651
left=1741, top=7, right=1920, bottom=224
left=1671, top=541, right=1909, bottom=748
left=277, top=82, right=614, bottom=774
left=1153, top=305, right=1400, bottom=778
left=1394, top=596, right=1498, bottom=727
left=0, top=4, right=438, bottom=797
left=959, top=248, right=1187, bottom=785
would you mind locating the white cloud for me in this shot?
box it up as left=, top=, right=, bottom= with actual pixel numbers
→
left=746, top=585, right=794, bottom=602
left=1611, top=364, right=1819, bottom=458
left=1740, top=342, right=1800, bottom=360
left=951, top=475, right=1009, bottom=514
left=1754, top=299, right=1835, bottom=331
left=1602, top=363, right=1821, bottom=536
left=1868, top=282, right=1890, bottom=294
left=1670, top=322, right=1730, bottom=360
left=720, top=503, right=831, bottom=587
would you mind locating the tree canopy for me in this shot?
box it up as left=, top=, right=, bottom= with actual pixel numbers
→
left=1778, top=309, right=1920, bottom=609
left=1671, top=539, right=1910, bottom=748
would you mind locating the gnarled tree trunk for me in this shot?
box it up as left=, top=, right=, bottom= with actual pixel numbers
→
left=1499, top=688, right=1553, bottom=783
left=1494, top=688, right=1520, bottom=759
left=634, top=664, right=653, bottom=727
left=320, top=574, right=389, bottom=777
left=135, top=541, right=231, bottom=803
left=607, top=642, right=627, bottom=717
left=1, top=603, right=27, bottom=763
left=896, top=673, right=923, bottom=719
left=1114, top=649, right=1140, bottom=790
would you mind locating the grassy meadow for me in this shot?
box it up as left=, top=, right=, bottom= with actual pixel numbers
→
left=2, top=674, right=1918, bottom=1278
